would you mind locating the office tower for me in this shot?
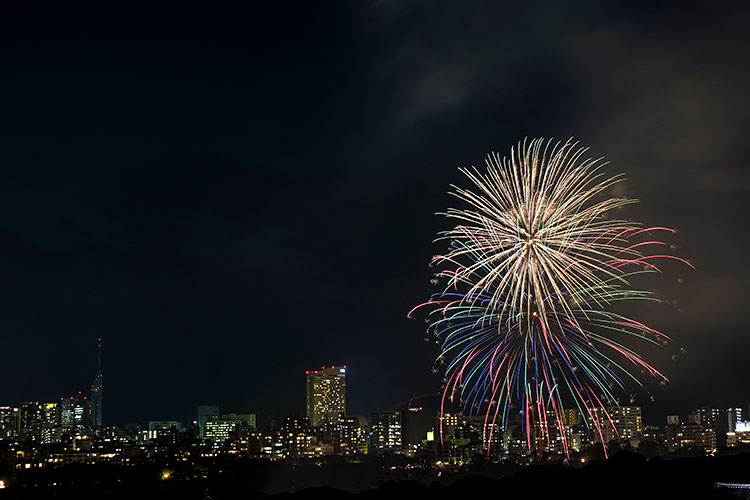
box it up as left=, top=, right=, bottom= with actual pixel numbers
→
left=305, top=366, right=346, bottom=427
left=60, top=394, right=88, bottom=428
left=19, top=402, right=43, bottom=434
left=39, top=403, right=60, bottom=444
left=197, top=405, right=219, bottom=438
left=40, top=403, right=58, bottom=426
left=203, top=413, right=257, bottom=445
left=0, top=407, right=19, bottom=439
left=205, top=416, right=252, bottom=443
left=369, top=411, right=401, bottom=454
left=18, top=402, right=59, bottom=441
left=90, top=338, right=103, bottom=427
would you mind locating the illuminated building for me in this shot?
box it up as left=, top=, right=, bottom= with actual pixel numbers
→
left=338, top=415, right=368, bottom=454
left=610, top=406, right=643, bottom=441
left=221, top=413, right=256, bottom=430
left=704, top=405, right=728, bottom=447
left=667, top=423, right=717, bottom=452
left=369, top=411, right=401, bottom=454
left=39, top=403, right=59, bottom=443
left=305, top=366, right=346, bottom=427
left=587, top=406, right=642, bottom=446
left=204, top=415, right=254, bottom=444
left=437, top=413, right=461, bottom=440
left=280, top=415, right=312, bottom=456
left=196, top=405, right=219, bottom=438
left=728, top=408, right=744, bottom=436
left=728, top=421, right=750, bottom=447
left=19, top=402, right=43, bottom=435
left=90, top=338, right=103, bottom=427
left=562, top=408, right=583, bottom=427
left=0, top=406, right=19, bottom=439
left=147, top=421, right=182, bottom=442
left=205, top=419, right=238, bottom=443
left=19, top=402, right=60, bottom=440
left=60, top=394, right=89, bottom=429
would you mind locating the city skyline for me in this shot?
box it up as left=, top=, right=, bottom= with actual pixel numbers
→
left=4, top=356, right=750, bottom=434
left=4, top=367, right=750, bottom=462
left=0, top=2, right=748, bottom=436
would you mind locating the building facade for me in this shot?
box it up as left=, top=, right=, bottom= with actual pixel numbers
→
left=197, top=405, right=219, bottom=438
left=369, top=411, right=401, bottom=454
left=305, top=366, right=346, bottom=427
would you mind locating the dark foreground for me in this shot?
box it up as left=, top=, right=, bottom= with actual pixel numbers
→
left=1, top=451, right=750, bottom=499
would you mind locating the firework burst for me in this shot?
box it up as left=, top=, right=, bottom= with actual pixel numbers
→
left=410, top=138, right=692, bottom=458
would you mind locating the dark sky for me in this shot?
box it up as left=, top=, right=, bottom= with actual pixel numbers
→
left=0, top=1, right=748, bottom=427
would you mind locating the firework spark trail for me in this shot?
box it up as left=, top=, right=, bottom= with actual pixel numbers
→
left=409, top=138, right=692, bottom=458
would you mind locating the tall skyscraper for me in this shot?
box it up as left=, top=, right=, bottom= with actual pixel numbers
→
left=90, top=338, right=103, bottom=427
left=306, top=366, right=346, bottom=427
left=60, top=394, right=88, bottom=428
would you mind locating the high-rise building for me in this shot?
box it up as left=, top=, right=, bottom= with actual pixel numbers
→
left=610, top=406, right=643, bottom=441
left=0, top=407, right=19, bottom=439
left=60, top=394, right=88, bottom=428
left=587, top=406, right=642, bottom=445
left=197, top=405, right=219, bottom=438
left=19, top=402, right=43, bottom=435
left=697, top=405, right=728, bottom=447
left=90, top=338, right=103, bottom=427
left=369, top=411, right=401, bottom=454
left=306, top=366, right=346, bottom=427
left=338, top=415, right=368, bottom=455
left=17, top=401, right=59, bottom=440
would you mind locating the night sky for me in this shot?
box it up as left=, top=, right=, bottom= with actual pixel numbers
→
left=0, top=2, right=748, bottom=428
